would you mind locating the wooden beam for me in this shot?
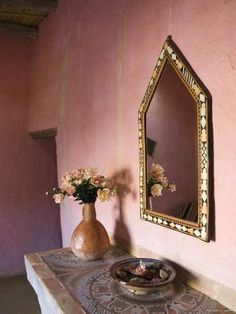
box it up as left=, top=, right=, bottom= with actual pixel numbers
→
left=0, top=11, right=45, bottom=19
left=0, top=20, right=37, bottom=38
left=0, top=0, right=57, bottom=11
left=29, top=128, right=57, bottom=139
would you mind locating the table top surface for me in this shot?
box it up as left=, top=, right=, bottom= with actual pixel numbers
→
left=25, top=247, right=233, bottom=314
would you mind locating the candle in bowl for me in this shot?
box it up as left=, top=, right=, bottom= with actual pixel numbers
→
left=130, top=260, right=148, bottom=276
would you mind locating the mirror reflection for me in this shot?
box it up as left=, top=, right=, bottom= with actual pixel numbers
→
left=146, top=61, right=198, bottom=222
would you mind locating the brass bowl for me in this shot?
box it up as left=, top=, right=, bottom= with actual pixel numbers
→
left=109, top=258, right=176, bottom=295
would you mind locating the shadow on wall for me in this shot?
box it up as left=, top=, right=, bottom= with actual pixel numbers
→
left=111, top=168, right=137, bottom=253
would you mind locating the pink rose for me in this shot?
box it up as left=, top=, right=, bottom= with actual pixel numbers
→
left=91, top=175, right=104, bottom=186
left=150, top=163, right=165, bottom=178
left=61, top=182, right=76, bottom=195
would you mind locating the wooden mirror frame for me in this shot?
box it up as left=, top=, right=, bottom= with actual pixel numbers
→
left=138, top=36, right=211, bottom=241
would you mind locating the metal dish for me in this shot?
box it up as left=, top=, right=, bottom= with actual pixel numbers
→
left=109, top=258, right=176, bottom=295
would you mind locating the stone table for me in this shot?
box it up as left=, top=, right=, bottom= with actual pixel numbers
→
left=25, top=247, right=233, bottom=314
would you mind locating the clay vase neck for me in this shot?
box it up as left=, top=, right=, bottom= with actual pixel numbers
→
left=83, top=203, right=96, bottom=220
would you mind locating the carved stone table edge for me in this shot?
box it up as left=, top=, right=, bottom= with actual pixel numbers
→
left=24, top=250, right=85, bottom=314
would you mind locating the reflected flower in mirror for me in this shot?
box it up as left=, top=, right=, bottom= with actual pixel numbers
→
left=147, top=162, right=176, bottom=197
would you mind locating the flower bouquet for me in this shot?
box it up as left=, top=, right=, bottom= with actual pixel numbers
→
left=50, top=167, right=116, bottom=261
left=52, top=167, right=116, bottom=204
left=147, top=162, right=176, bottom=197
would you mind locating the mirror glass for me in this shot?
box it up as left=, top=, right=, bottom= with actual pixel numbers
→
left=146, top=61, right=198, bottom=222
left=138, top=36, right=211, bottom=241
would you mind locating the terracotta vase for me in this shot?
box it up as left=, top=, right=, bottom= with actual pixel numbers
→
left=70, top=203, right=110, bottom=261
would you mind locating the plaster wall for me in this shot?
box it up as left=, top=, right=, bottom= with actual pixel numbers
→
left=28, top=0, right=236, bottom=294
left=0, top=33, right=61, bottom=275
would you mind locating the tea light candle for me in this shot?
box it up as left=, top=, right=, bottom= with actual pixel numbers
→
left=133, top=259, right=147, bottom=275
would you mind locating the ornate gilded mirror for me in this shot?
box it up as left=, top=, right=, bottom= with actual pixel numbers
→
left=138, top=36, right=211, bottom=241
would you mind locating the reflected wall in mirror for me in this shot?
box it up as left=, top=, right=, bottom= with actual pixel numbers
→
left=146, top=61, right=198, bottom=222
left=138, top=36, right=211, bottom=241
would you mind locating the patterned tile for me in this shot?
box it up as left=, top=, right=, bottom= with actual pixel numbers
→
left=42, top=248, right=234, bottom=314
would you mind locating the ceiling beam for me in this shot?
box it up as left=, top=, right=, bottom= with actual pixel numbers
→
left=0, top=20, right=37, bottom=38
left=0, top=11, right=45, bottom=19
left=0, top=0, right=57, bottom=11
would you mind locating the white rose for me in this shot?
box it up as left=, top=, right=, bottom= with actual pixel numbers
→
left=151, top=184, right=163, bottom=197
left=85, top=167, right=98, bottom=179
left=97, top=188, right=111, bottom=202
left=53, top=193, right=65, bottom=203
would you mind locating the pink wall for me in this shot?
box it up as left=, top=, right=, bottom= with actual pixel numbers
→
left=28, top=0, right=236, bottom=292
left=0, top=33, right=61, bottom=275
